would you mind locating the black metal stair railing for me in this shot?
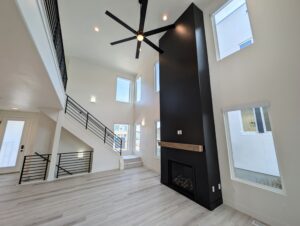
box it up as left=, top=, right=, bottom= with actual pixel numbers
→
left=43, top=0, right=68, bottom=90
left=19, top=152, right=51, bottom=184
left=56, top=151, right=93, bottom=178
left=65, top=95, right=123, bottom=155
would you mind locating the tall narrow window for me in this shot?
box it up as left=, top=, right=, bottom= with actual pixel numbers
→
left=136, top=77, right=141, bottom=102
left=212, top=0, right=254, bottom=60
left=113, top=124, right=129, bottom=151
left=154, top=62, right=160, bottom=92
left=116, top=77, right=131, bottom=103
left=135, top=124, right=141, bottom=152
left=224, top=106, right=282, bottom=190
left=155, top=121, right=161, bottom=157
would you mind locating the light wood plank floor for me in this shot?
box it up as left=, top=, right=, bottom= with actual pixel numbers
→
left=0, top=167, right=256, bottom=226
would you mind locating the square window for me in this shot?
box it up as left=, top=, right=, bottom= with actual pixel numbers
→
left=154, top=62, right=160, bottom=92
left=135, top=124, right=141, bottom=151
left=212, top=0, right=254, bottom=60
left=116, top=77, right=131, bottom=103
left=113, top=124, right=129, bottom=151
left=155, top=121, right=161, bottom=157
left=136, top=77, right=141, bottom=102
left=225, top=106, right=282, bottom=190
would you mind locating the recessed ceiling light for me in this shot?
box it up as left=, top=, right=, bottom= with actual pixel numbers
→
left=162, top=14, right=168, bottom=21
left=94, top=26, right=100, bottom=32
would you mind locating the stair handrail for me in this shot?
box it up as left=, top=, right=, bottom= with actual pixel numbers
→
left=65, top=95, right=123, bottom=155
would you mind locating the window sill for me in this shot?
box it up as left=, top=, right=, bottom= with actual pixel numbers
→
left=231, top=176, right=286, bottom=196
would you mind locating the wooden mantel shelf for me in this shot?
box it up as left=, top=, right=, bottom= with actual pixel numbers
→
left=159, top=141, right=204, bottom=153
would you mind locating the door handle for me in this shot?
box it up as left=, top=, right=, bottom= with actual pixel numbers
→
left=20, top=145, right=25, bottom=152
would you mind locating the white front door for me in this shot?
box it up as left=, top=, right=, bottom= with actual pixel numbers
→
left=0, top=116, right=29, bottom=174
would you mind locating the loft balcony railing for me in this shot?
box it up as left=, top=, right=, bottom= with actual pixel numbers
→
left=43, top=0, right=68, bottom=90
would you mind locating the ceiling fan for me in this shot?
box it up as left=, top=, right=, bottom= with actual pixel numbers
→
left=105, top=0, right=175, bottom=59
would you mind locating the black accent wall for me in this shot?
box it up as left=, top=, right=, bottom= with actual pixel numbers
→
left=159, top=3, right=222, bottom=210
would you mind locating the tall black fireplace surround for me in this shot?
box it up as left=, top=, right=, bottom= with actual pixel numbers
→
left=159, top=3, right=223, bottom=210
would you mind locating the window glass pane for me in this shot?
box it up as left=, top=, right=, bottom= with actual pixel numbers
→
left=114, top=124, right=129, bottom=151
left=213, top=0, right=253, bottom=59
left=225, top=107, right=282, bottom=189
left=116, top=77, right=131, bottom=103
left=135, top=124, right=141, bottom=151
left=154, top=62, right=160, bottom=92
left=156, top=121, right=161, bottom=157
left=136, top=77, right=141, bottom=102
left=0, top=120, right=25, bottom=168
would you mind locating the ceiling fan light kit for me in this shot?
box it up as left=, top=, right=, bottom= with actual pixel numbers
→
left=105, top=0, right=175, bottom=59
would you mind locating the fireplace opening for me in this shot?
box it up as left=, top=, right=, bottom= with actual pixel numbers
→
left=169, top=161, right=195, bottom=198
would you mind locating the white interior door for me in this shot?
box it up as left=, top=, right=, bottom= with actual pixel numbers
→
left=0, top=116, right=28, bottom=174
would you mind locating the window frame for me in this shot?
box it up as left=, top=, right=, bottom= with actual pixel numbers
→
left=115, top=77, right=132, bottom=103
left=155, top=120, right=161, bottom=158
left=135, top=124, right=141, bottom=152
left=223, top=103, right=285, bottom=195
left=136, top=77, right=142, bottom=103
left=154, top=62, right=160, bottom=93
left=113, top=123, right=130, bottom=151
left=211, top=0, right=254, bottom=61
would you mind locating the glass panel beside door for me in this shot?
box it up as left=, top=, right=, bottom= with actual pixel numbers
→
left=0, top=120, right=25, bottom=171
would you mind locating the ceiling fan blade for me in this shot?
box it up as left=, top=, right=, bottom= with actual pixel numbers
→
left=144, top=24, right=176, bottom=37
left=105, top=11, right=137, bottom=35
left=111, top=36, right=137, bottom=45
left=138, top=0, right=148, bottom=32
left=144, top=38, right=163, bottom=54
left=136, top=41, right=142, bottom=59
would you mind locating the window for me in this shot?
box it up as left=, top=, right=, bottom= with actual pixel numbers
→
left=224, top=106, right=282, bottom=190
left=155, top=121, right=161, bottom=157
left=154, top=62, right=160, bottom=92
left=212, top=0, right=254, bottom=60
left=116, top=77, right=131, bottom=103
left=136, top=77, right=141, bottom=102
left=135, top=124, right=141, bottom=151
left=113, top=124, right=129, bottom=151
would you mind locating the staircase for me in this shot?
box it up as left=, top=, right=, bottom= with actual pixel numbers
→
left=123, top=155, right=143, bottom=169
left=65, top=95, right=123, bottom=155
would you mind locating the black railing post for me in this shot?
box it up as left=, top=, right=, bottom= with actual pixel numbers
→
left=65, top=95, right=69, bottom=114
left=43, top=155, right=50, bottom=180
left=88, top=151, right=93, bottom=173
left=85, top=113, right=89, bottom=130
left=19, top=156, right=27, bottom=184
left=56, top=153, right=62, bottom=178
left=104, top=127, right=107, bottom=143
left=120, top=139, right=122, bottom=156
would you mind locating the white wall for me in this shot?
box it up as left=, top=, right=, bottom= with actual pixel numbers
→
left=227, top=110, right=280, bottom=176
left=58, top=128, right=92, bottom=154
left=67, top=57, right=135, bottom=155
left=134, top=53, right=160, bottom=173
left=0, top=110, right=55, bottom=156
left=202, top=0, right=300, bottom=225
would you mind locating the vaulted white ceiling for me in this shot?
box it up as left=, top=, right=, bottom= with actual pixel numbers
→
left=58, top=0, right=211, bottom=74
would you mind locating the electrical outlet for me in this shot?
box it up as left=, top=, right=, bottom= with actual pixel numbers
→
left=177, top=130, right=182, bottom=135
left=218, top=183, right=221, bottom=190
left=212, top=186, right=215, bottom=192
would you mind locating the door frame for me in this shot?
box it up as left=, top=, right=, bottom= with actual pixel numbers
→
left=0, top=112, right=34, bottom=174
